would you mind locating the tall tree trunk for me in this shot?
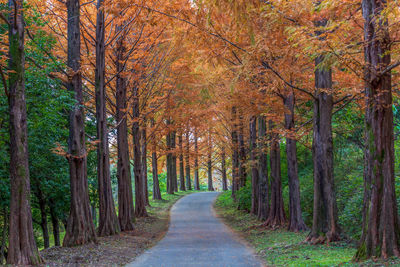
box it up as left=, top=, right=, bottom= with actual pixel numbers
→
left=179, top=134, right=186, bottom=191
left=95, top=0, right=119, bottom=237
left=115, top=24, right=134, bottom=232
left=6, top=0, right=42, bottom=264
left=49, top=203, right=60, bottom=246
left=166, top=122, right=174, bottom=194
left=265, top=122, right=286, bottom=228
left=355, top=0, right=399, bottom=260
left=38, top=189, right=50, bottom=249
left=221, top=147, right=228, bottom=191
left=141, top=122, right=150, bottom=206
left=63, top=0, right=97, bottom=247
left=185, top=130, right=192, bottom=190
left=171, top=131, right=178, bottom=192
left=208, top=132, right=214, bottom=191
left=307, top=22, right=340, bottom=242
left=284, top=91, right=307, bottom=232
left=257, top=116, right=269, bottom=220
left=133, top=86, right=147, bottom=217
left=238, top=111, right=247, bottom=187
left=152, top=146, right=162, bottom=200
left=250, top=116, right=259, bottom=215
left=231, top=106, right=240, bottom=198
left=194, top=130, right=200, bottom=190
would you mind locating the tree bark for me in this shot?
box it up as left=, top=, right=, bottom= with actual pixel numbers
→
left=265, top=122, right=286, bottom=228
left=257, top=116, right=269, bottom=220
left=221, top=147, right=228, bottom=191
left=250, top=116, right=259, bottom=215
left=7, top=1, right=42, bottom=264
left=208, top=132, right=214, bottom=191
left=185, top=130, right=192, bottom=190
left=49, top=203, right=60, bottom=246
left=355, top=0, right=400, bottom=260
left=37, top=189, right=50, bottom=249
left=171, top=131, right=178, bottom=192
left=307, top=35, right=340, bottom=243
left=133, top=85, right=147, bottom=217
left=115, top=24, right=134, bottom=232
left=95, top=0, right=119, bottom=237
left=179, top=134, right=186, bottom=191
left=166, top=122, right=174, bottom=194
left=141, top=122, right=150, bottom=206
left=231, top=106, right=240, bottom=197
left=194, top=130, right=200, bottom=190
left=63, top=0, right=97, bottom=247
left=238, top=111, right=247, bottom=187
left=152, top=147, right=162, bottom=200
left=284, top=91, right=307, bottom=232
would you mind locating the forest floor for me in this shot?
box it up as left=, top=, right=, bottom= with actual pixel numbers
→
left=214, top=192, right=400, bottom=267
left=40, top=191, right=194, bottom=267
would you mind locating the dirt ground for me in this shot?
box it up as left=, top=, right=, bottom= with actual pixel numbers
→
left=40, top=192, right=192, bottom=267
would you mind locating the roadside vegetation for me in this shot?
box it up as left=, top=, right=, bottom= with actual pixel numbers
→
left=214, top=192, right=400, bottom=267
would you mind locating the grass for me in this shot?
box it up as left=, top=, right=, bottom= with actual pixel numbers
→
left=214, top=191, right=400, bottom=267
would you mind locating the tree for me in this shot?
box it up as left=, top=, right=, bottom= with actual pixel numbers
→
left=250, top=116, right=259, bottom=215
left=355, top=0, right=400, bottom=260
left=63, top=0, right=97, bottom=246
left=185, top=129, right=192, bottom=190
left=115, top=23, right=135, bottom=231
left=283, top=90, right=307, bottom=232
left=179, top=133, right=186, bottom=191
left=95, top=0, right=119, bottom=237
left=6, top=0, right=42, bottom=263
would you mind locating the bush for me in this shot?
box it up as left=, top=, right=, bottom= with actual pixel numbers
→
left=236, top=181, right=251, bottom=212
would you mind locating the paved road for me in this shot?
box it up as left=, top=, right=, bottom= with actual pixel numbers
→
left=127, top=192, right=262, bottom=267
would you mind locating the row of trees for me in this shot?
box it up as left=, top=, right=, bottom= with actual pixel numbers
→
left=2, top=0, right=400, bottom=265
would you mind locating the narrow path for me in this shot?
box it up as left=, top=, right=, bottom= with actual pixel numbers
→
left=127, top=192, right=262, bottom=267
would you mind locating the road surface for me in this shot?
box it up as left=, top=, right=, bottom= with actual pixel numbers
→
left=127, top=192, right=262, bottom=267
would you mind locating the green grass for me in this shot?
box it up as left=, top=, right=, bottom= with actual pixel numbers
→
left=146, top=190, right=198, bottom=216
left=214, top=192, right=400, bottom=267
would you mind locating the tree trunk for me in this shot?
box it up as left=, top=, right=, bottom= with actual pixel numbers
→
left=221, top=147, right=228, bottom=191
left=238, top=111, right=247, bottom=187
left=194, top=130, right=200, bottom=190
left=63, top=0, right=97, bottom=247
left=265, top=122, right=286, bottom=228
left=95, top=0, right=119, bottom=237
left=141, top=122, right=150, bottom=206
left=49, top=203, right=60, bottom=246
left=231, top=106, right=240, bottom=197
left=257, top=116, right=269, bottom=220
left=250, top=116, right=259, bottom=215
left=307, top=44, right=340, bottom=243
left=179, top=134, right=186, bottom=191
left=38, top=189, right=50, bottom=249
left=185, top=130, right=192, bottom=190
left=208, top=132, right=214, bottom=191
left=7, top=1, right=42, bottom=264
left=284, top=91, right=307, bottom=232
left=133, top=86, right=147, bottom=217
left=171, top=131, right=178, bottom=192
left=355, top=0, right=399, bottom=259
left=115, top=24, right=134, bottom=232
left=152, top=149, right=162, bottom=200
left=166, top=123, right=174, bottom=194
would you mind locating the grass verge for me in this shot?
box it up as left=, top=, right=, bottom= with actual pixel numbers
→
left=40, top=190, right=195, bottom=267
left=214, top=191, right=400, bottom=267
